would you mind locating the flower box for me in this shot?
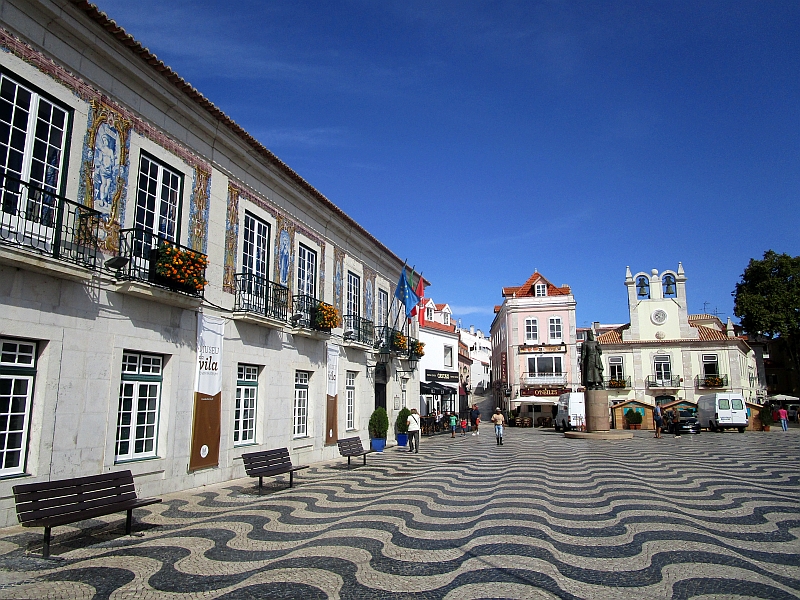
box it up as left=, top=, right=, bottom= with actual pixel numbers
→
left=149, top=243, right=207, bottom=295
left=391, top=331, right=407, bottom=352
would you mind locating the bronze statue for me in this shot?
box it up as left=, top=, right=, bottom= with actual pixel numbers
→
left=581, top=330, right=604, bottom=390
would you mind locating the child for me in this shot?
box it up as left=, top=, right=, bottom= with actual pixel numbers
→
left=460, top=417, right=467, bottom=436
left=449, top=412, right=458, bottom=437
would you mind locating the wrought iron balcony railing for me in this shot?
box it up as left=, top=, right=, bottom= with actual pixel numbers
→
left=645, top=375, right=681, bottom=388
left=291, top=294, right=336, bottom=331
left=407, top=337, right=424, bottom=360
left=115, top=228, right=207, bottom=297
left=234, top=272, right=289, bottom=322
left=374, top=325, right=407, bottom=354
left=521, top=372, right=567, bottom=386
left=0, top=169, right=101, bottom=269
left=342, top=314, right=374, bottom=345
left=604, top=376, right=632, bottom=389
left=695, top=374, right=729, bottom=388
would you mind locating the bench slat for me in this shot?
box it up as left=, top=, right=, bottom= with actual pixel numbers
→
left=17, top=491, right=140, bottom=523
left=13, top=471, right=134, bottom=495
left=15, top=482, right=138, bottom=512
left=24, top=497, right=162, bottom=529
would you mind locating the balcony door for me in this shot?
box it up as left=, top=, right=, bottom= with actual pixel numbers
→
left=0, top=71, right=69, bottom=250
left=240, top=211, right=270, bottom=311
left=654, top=356, right=672, bottom=384
left=296, top=244, right=316, bottom=298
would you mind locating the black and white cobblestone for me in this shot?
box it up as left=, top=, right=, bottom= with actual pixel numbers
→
left=0, top=428, right=798, bottom=599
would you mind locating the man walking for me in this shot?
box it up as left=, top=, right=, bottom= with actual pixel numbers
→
left=407, top=408, right=421, bottom=453
left=491, top=408, right=505, bottom=445
left=470, top=404, right=481, bottom=436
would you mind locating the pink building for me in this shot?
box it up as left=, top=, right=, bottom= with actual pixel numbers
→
left=490, top=272, right=578, bottom=419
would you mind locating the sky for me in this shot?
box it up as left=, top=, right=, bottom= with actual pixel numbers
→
left=93, top=0, right=800, bottom=333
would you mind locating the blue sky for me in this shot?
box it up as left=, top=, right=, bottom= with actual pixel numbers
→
left=93, top=0, right=799, bottom=333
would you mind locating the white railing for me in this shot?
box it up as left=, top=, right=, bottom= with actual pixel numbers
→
left=521, top=372, right=567, bottom=386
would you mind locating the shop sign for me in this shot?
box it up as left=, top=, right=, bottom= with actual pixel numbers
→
left=520, top=387, right=568, bottom=397
left=519, top=344, right=566, bottom=354
left=426, top=369, right=459, bottom=383
left=500, top=352, right=507, bottom=384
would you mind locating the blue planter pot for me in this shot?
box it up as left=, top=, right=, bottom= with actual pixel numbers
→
left=396, top=433, right=408, bottom=447
left=371, top=438, right=386, bottom=452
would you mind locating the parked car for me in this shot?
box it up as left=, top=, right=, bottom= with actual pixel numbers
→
left=665, top=410, right=701, bottom=435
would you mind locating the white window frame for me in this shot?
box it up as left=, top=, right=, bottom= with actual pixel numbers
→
left=235, top=364, right=258, bottom=446
left=293, top=371, right=309, bottom=438
left=527, top=355, right=564, bottom=375
left=654, top=355, right=672, bottom=382
left=549, top=317, right=562, bottom=342
left=0, top=338, right=37, bottom=476
left=443, top=312, right=451, bottom=325
left=525, top=318, right=538, bottom=342
left=116, top=351, right=163, bottom=462
left=535, top=283, right=547, bottom=297
left=376, top=288, right=389, bottom=327
left=444, top=345, right=454, bottom=368
left=609, top=356, right=624, bottom=380
left=135, top=153, right=182, bottom=242
left=702, top=354, right=719, bottom=376
left=242, top=211, right=270, bottom=279
left=346, top=371, right=356, bottom=430
left=426, top=307, right=434, bottom=321
left=347, top=271, right=360, bottom=317
left=296, top=244, right=317, bottom=298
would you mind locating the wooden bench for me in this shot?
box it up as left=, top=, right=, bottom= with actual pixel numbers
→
left=337, top=436, right=374, bottom=466
left=241, top=448, right=308, bottom=489
left=13, top=470, right=162, bottom=558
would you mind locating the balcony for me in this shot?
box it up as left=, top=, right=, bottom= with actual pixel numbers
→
left=0, top=170, right=101, bottom=277
left=521, top=372, right=567, bottom=386
left=407, top=337, right=425, bottom=361
left=374, top=325, right=407, bottom=355
left=604, top=376, right=632, bottom=389
left=291, top=294, right=335, bottom=338
left=342, top=314, right=374, bottom=347
left=112, top=228, right=206, bottom=308
left=233, top=272, right=289, bottom=328
left=645, top=375, right=681, bottom=388
left=695, top=374, right=729, bottom=388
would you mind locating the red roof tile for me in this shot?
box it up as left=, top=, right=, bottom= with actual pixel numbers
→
left=422, top=321, right=457, bottom=334
left=502, top=272, right=570, bottom=298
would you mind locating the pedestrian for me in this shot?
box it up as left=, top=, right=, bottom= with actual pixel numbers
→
left=460, top=416, right=467, bottom=437
left=449, top=412, right=458, bottom=437
left=673, top=408, right=681, bottom=438
left=407, top=408, right=420, bottom=453
left=653, top=403, right=663, bottom=439
left=470, top=404, right=481, bottom=436
left=491, top=407, right=505, bottom=445
left=778, top=405, right=789, bottom=432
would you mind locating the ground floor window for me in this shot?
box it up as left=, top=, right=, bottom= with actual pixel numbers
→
left=294, top=371, right=309, bottom=437
left=346, top=371, right=356, bottom=430
left=0, top=338, right=37, bottom=476
left=116, top=351, right=162, bottom=462
left=235, top=364, right=258, bottom=445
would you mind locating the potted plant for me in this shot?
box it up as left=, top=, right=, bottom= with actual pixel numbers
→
left=395, top=407, right=411, bottom=447
left=758, top=405, right=773, bottom=431
left=314, top=303, right=339, bottom=331
left=391, top=331, right=407, bottom=353
left=369, top=407, right=389, bottom=452
left=150, top=241, right=208, bottom=294
left=409, top=340, right=425, bottom=358
left=625, top=408, right=642, bottom=430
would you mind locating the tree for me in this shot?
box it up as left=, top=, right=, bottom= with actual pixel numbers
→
left=733, top=250, right=800, bottom=388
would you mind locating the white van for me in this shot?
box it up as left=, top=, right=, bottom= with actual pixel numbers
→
left=553, top=392, right=585, bottom=432
left=697, top=393, right=748, bottom=432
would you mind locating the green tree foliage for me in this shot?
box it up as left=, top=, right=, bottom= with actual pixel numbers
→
left=395, top=407, right=411, bottom=433
left=733, top=250, right=800, bottom=382
left=369, top=407, right=389, bottom=439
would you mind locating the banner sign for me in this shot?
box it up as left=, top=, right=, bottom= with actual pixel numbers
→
left=520, top=387, right=568, bottom=397
left=326, top=344, right=339, bottom=445
left=500, top=352, right=508, bottom=384
left=518, top=344, right=566, bottom=354
left=425, top=369, right=459, bottom=383
left=189, top=313, right=224, bottom=472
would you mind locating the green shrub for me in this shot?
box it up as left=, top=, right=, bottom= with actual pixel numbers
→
left=396, top=407, right=411, bottom=434
left=758, top=405, right=774, bottom=426
left=369, top=407, right=389, bottom=438
left=625, top=408, right=642, bottom=424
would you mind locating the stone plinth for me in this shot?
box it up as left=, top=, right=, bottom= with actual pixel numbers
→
left=586, top=389, right=610, bottom=432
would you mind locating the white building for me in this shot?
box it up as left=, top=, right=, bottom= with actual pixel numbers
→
left=596, top=264, right=758, bottom=406
left=0, top=1, right=421, bottom=526
left=417, top=299, right=459, bottom=414
left=458, top=325, right=492, bottom=395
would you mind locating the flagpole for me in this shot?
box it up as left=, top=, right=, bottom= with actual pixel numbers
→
left=386, top=260, right=406, bottom=326
left=391, top=264, right=415, bottom=333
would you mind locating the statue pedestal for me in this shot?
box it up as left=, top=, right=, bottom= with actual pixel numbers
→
left=585, top=389, right=610, bottom=432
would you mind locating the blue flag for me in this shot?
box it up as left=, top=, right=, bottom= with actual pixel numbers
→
left=394, top=269, right=420, bottom=318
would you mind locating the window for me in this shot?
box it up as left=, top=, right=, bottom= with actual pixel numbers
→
left=426, top=307, right=433, bottom=321
left=443, top=313, right=451, bottom=325
left=527, top=356, right=563, bottom=375
left=297, top=244, right=317, bottom=298
left=549, top=317, right=562, bottom=342
left=702, top=354, right=719, bottom=377
left=577, top=331, right=586, bottom=341
left=609, top=356, right=624, bottom=380
left=444, top=346, right=453, bottom=368
left=347, top=272, right=360, bottom=317
left=234, top=364, right=258, bottom=445
left=0, top=338, right=36, bottom=476
left=346, top=371, right=356, bottom=430
left=0, top=72, right=69, bottom=228
left=242, top=212, right=269, bottom=279
left=525, top=318, right=538, bottom=342
left=401, top=378, right=407, bottom=407
left=376, top=289, right=388, bottom=327
left=535, top=283, right=547, bottom=297
left=654, top=355, right=671, bottom=382
left=116, top=352, right=162, bottom=461
left=135, top=154, right=182, bottom=241
left=293, top=371, right=309, bottom=437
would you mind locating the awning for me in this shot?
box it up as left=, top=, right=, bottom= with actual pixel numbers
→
left=421, top=381, right=456, bottom=395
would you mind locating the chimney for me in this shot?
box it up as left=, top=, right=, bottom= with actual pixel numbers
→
left=470, top=325, right=475, bottom=335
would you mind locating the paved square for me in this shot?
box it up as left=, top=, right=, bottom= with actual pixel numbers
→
left=0, top=428, right=798, bottom=599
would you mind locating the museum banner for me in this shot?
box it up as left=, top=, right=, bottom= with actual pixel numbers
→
left=189, top=313, right=225, bottom=472
left=325, top=343, right=339, bottom=445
